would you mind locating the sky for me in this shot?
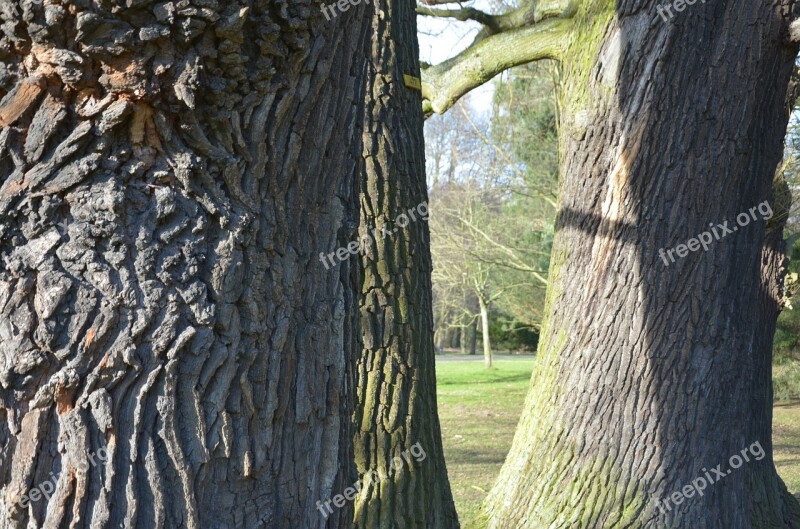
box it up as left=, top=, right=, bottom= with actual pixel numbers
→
left=417, top=3, right=496, bottom=116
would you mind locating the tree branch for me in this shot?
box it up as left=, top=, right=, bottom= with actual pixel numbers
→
left=421, top=17, right=573, bottom=115
left=417, top=0, right=569, bottom=42
left=416, top=5, right=501, bottom=32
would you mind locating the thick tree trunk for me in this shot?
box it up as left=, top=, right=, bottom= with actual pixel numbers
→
left=0, top=2, right=369, bottom=528
left=479, top=298, right=492, bottom=369
left=352, top=0, right=459, bottom=527
left=486, top=1, right=800, bottom=527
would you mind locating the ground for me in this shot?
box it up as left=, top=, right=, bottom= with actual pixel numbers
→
left=435, top=356, right=800, bottom=529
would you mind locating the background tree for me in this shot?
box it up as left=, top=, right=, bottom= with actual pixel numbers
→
left=427, top=79, right=557, bottom=360
left=430, top=181, right=506, bottom=368
left=426, top=103, right=481, bottom=355
left=0, top=2, right=370, bottom=528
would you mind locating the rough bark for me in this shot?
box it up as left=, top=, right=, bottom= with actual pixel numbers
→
left=485, top=0, right=800, bottom=527
left=352, top=0, right=459, bottom=526
left=0, top=2, right=369, bottom=528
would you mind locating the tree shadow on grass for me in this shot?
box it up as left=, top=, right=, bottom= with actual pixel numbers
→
left=437, top=373, right=533, bottom=386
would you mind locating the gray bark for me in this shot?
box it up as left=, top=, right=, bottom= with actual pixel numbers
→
left=0, top=1, right=370, bottom=528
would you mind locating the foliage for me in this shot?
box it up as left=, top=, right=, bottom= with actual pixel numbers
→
left=772, top=69, right=800, bottom=399
left=776, top=83, right=800, bottom=364
left=487, top=315, right=540, bottom=352
left=774, top=362, right=800, bottom=402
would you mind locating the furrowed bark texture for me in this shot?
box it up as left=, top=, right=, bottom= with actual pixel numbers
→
left=352, top=0, right=459, bottom=526
left=486, top=0, right=800, bottom=527
left=0, top=1, right=369, bottom=528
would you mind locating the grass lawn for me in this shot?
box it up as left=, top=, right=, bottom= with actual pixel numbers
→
left=435, top=357, right=800, bottom=528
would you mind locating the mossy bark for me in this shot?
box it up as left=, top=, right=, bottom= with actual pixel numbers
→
left=352, top=0, right=459, bottom=527
left=485, top=1, right=800, bottom=527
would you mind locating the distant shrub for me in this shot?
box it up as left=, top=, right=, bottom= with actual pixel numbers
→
left=488, top=315, right=539, bottom=353
left=775, top=296, right=800, bottom=400
left=774, top=362, right=800, bottom=402
left=774, top=314, right=800, bottom=363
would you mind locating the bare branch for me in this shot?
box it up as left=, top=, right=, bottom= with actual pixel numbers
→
left=457, top=104, right=559, bottom=208
left=416, top=5, right=501, bottom=31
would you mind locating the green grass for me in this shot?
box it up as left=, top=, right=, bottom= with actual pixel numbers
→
left=436, top=358, right=800, bottom=527
left=774, top=402, right=800, bottom=503
left=436, top=358, right=534, bottom=529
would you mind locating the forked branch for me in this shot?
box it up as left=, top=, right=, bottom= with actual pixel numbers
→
left=420, top=17, right=573, bottom=115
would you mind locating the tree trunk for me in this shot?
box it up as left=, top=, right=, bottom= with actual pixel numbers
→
left=486, top=1, right=800, bottom=527
left=0, top=3, right=369, bottom=529
left=352, top=0, right=459, bottom=526
left=479, top=297, right=492, bottom=369
left=470, top=319, right=477, bottom=356
left=446, top=138, right=457, bottom=183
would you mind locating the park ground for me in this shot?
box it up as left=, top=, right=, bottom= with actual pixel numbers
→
left=435, top=356, right=800, bottom=529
